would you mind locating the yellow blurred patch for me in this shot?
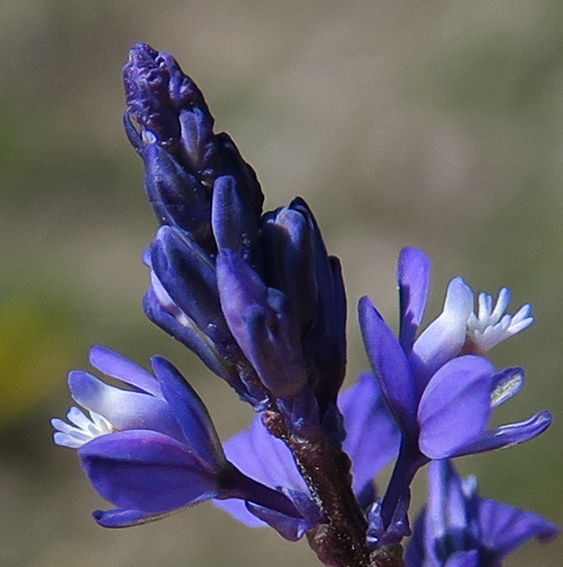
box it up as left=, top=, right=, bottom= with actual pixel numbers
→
left=0, top=300, right=75, bottom=424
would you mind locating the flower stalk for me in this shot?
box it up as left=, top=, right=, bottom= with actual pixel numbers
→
left=51, top=42, right=558, bottom=567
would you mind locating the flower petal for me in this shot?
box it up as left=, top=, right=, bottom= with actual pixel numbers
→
left=143, top=287, right=237, bottom=385
left=216, top=249, right=307, bottom=398
left=139, top=142, right=211, bottom=238
left=245, top=502, right=311, bottom=541
left=89, top=345, right=161, bottom=397
left=478, top=498, right=560, bottom=560
left=151, top=356, right=225, bottom=469
left=450, top=410, right=552, bottom=457
left=288, top=198, right=347, bottom=410
left=406, top=462, right=482, bottom=567
left=397, top=247, right=431, bottom=354
left=339, top=373, right=400, bottom=495
left=211, top=174, right=262, bottom=267
left=150, top=226, right=228, bottom=337
left=92, top=507, right=175, bottom=528
left=359, top=296, right=417, bottom=434
left=214, top=497, right=266, bottom=527
left=466, top=289, right=534, bottom=351
left=214, top=414, right=307, bottom=526
left=427, top=460, right=474, bottom=544
left=261, top=205, right=317, bottom=333
left=52, top=409, right=113, bottom=448
left=79, top=430, right=219, bottom=514
left=418, top=356, right=495, bottom=459
left=404, top=511, right=432, bottom=567
left=412, top=277, right=474, bottom=388
left=224, top=415, right=306, bottom=491
left=68, top=370, right=181, bottom=440
left=243, top=487, right=320, bottom=541
left=490, top=367, right=525, bottom=408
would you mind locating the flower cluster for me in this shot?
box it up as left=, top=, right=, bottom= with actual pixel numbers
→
left=52, top=43, right=558, bottom=567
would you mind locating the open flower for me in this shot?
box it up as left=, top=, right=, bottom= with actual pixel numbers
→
left=359, top=247, right=551, bottom=541
left=405, top=460, right=559, bottom=567
left=50, top=40, right=559, bottom=567
left=359, top=247, right=550, bottom=459
left=52, top=346, right=302, bottom=528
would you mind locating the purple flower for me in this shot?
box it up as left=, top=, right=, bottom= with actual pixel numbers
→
left=52, top=41, right=560, bottom=567
left=405, top=460, right=559, bottom=567
left=124, top=43, right=271, bottom=405
left=214, top=197, right=347, bottom=422
left=359, top=247, right=551, bottom=539
left=52, top=346, right=302, bottom=527
left=360, top=246, right=550, bottom=452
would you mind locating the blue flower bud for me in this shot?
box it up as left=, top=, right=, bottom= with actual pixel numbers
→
left=211, top=174, right=262, bottom=268
left=261, top=198, right=347, bottom=415
left=124, top=43, right=264, bottom=258
left=261, top=204, right=317, bottom=332
left=142, top=143, right=212, bottom=245
left=216, top=249, right=308, bottom=399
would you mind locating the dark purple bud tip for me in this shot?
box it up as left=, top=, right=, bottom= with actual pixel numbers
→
left=123, top=43, right=213, bottom=153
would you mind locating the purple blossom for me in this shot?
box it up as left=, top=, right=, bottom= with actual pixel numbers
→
left=143, top=226, right=257, bottom=401
left=260, top=198, right=347, bottom=414
left=359, top=249, right=550, bottom=460
left=405, top=460, right=559, bottom=567
left=50, top=41, right=560, bottom=567
left=216, top=249, right=309, bottom=399
left=52, top=347, right=302, bottom=527
left=359, top=247, right=551, bottom=540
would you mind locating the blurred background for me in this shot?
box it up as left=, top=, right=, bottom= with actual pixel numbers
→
left=1, top=0, right=562, bottom=565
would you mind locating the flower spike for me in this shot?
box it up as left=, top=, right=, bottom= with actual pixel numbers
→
left=51, top=42, right=559, bottom=567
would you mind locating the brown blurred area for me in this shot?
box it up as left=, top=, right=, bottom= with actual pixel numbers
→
left=1, top=0, right=562, bottom=565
